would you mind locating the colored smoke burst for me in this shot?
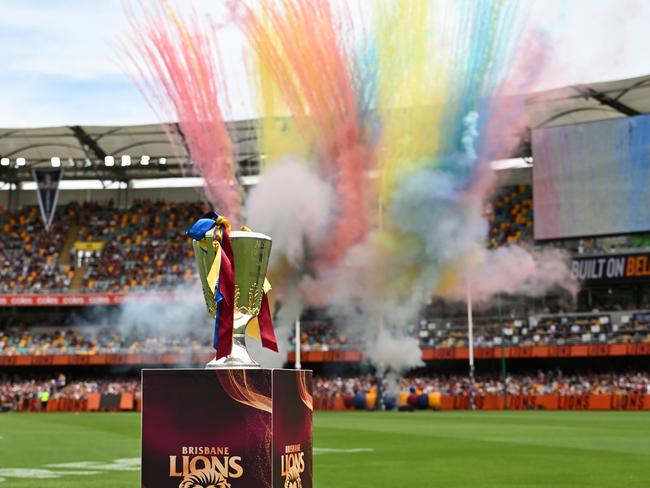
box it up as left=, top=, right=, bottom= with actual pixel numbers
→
left=125, top=0, right=575, bottom=368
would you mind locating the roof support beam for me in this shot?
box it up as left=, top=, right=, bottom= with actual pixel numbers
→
left=576, top=87, right=641, bottom=116
left=69, top=125, right=117, bottom=185
left=70, top=125, right=108, bottom=159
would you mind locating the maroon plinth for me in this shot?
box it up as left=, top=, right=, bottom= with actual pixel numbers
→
left=141, top=368, right=313, bottom=488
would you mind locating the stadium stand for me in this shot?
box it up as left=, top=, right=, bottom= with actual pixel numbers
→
left=0, top=203, right=77, bottom=292
left=0, top=327, right=210, bottom=355
left=0, top=375, right=139, bottom=413
left=417, top=312, right=650, bottom=349
left=0, top=311, right=649, bottom=358
left=486, top=185, right=533, bottom=248
left=1, top=200, right=206, bottom=294
left=0, top=194, right=648, bottom=414
left=313, top=372, right=650, bottom=397
left=76, top=200, right=206, bottom=292
left=290, top=320, right=350, bottom=351
left=4, top=192, right=650, bottom=297
left=2, top=372, right=648, bottom=413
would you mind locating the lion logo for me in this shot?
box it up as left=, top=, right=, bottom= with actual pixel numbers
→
left=179, top=468, right=231, bottom=488
left=284, top=466, right=302, bottom=488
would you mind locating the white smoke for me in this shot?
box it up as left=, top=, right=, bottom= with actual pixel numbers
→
left=247, top=284, right=304, bottom=368
left=115, top=283, right=209, bottom=336
left=456, top=245, right=579, bottom=302
left=306, top=165, right=576, bottom=370
left=242, top=137, right=576, bottom=373
left=365, top=329, right=424, bottom=371
left=114, top=283, right=211, bottom=364
left=245, top=157, right=334, bottom=268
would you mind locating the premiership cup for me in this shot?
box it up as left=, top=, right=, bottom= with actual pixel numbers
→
left=192, top=229, right=272, bottom=368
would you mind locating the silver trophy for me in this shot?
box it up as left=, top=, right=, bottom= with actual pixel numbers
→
left=192, top=227, right=272, bottom=368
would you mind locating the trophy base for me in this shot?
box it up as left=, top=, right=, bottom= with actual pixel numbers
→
left=205, top=334, right=260, bottom=369
left=141, top=368, right=313, bottom=488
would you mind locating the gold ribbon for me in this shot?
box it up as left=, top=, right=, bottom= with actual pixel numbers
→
left=246, top=276, right=272, bottom=341
left=205, top=217, right=230, bottom=297
left=206, top=240, right=222, bottom=295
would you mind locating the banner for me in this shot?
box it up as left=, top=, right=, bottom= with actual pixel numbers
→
left=571, top=252, right=650, bottom=283
left=32, top=169, right=62, bottom=230
left=0, top=292, right=184, bottom=307
left=73, top=241, right=106, bottom=252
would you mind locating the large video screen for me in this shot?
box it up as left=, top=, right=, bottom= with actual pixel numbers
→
left=532, top=114, right=650, bottom=240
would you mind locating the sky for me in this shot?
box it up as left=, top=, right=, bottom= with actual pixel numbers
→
left=0, top=0, right=648, bottom=128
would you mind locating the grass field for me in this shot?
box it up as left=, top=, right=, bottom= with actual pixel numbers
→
left=0, top=411, right=649, bottom=487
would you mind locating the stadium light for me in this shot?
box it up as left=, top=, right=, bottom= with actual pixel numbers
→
left=0, top=182, right=17, bottom=190
left=51, top=157, right=61, bottom=168
left=105, top=155, right=115, bottom=167
left=490, top=157, right=533, bottom=170
left=121, top=155, right=131, bottom=166
left=68, top=158, right=75, bottom=167
left=140, top=155, right=150, bottom=165
left=159, top=157, right=167, bottom=165
left=16, top=157, right=26, bottom=167
left=22, top=179, right=126, bottom=190
left=240, top=175, right=260, bottom=186
left=84, top=158, right=92, bottom=167
left=0, top=158, right=9, bottom=166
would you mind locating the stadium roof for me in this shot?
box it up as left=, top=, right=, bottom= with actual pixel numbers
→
left=517, top=74, right=650, bottom=155
left=0, top=120, right=260, bottom=182
left=1, top=74, right=650, bottom=183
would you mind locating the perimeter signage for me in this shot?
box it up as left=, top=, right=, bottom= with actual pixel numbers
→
left=571, top=252, right=650, bottom=283
left=0, top=292, right=183, bottom=307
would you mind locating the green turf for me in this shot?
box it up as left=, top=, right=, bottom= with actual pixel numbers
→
left=0, top=411, right=648, bottom=487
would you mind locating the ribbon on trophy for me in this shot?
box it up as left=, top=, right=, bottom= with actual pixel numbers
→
left=187, top=211, right=235, bottom=359
left=239, top=226, right=278, bottom=352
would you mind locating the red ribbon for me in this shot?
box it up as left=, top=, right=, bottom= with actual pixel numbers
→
left=214, top=225, right=278, bottom=358
left=215, top=229, right=235, bottom=359
left=258, top=293, right=278, bottom=352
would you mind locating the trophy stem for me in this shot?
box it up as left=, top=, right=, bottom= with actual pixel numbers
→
left=205, top=314, right=261, bottom=369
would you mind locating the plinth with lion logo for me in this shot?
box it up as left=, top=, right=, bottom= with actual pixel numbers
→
left=141, top=213, right=312, bottom=488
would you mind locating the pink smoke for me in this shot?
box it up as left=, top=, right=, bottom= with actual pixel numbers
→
left=231, top=0, right=374, bottom=261
left=449, top=246, right=578, bottom=302
left=123, top=1, right=240, bottom=220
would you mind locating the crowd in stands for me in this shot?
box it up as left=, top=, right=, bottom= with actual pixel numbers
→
left=0, top=203, right=78, bottom=292
left=0, top=374, right=138, bottom=410
left=0, top=327, right=210, bottom=356
left=76, top=200, right=206, bottom=292
left=313, top=371, right=650, bottom=399
left=1, top=310, right=650, bottom=357
left=0, top=200, right=206, bottom=294
left=289, top=320, right=349, bottom=351
left=418, top=312, right=650, bottom=348
left=486, top=185, right=533, bottom=248
left=2, top=371, right=648, bottom=411
left=5, top=193, right=650, bottom=297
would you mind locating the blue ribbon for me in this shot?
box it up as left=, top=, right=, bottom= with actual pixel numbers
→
left=213, top=279, right=223, bottom=349
left=186, top=218, right=217, bottom=241
left=187, top=211, right=224, bottom=351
